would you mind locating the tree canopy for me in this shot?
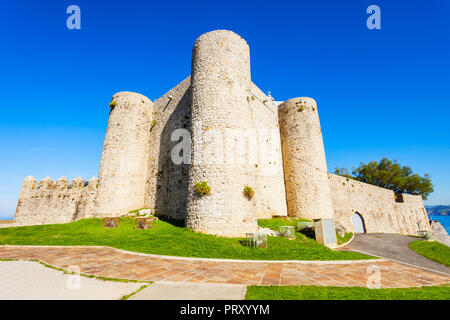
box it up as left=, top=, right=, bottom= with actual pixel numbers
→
left=334, top=158, right=434, bottom=200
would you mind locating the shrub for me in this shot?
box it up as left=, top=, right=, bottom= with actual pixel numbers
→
left=243, top=186, right=254, bottom=200
left=150, top=119, right=157, bottom=131
left=195, top=181, right=211, bottom=197
left=109, top=101, right=117, bottom=108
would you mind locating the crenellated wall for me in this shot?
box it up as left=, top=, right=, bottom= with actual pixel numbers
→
left=14, top=176, right=98, bottom=226
left=328, top=173, right=431, bottom=235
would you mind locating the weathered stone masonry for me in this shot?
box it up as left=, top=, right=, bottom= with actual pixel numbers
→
left=14, top=29, right=431, bottom=237
left=278, top=98, right=334, bottom=221
left=14, top=176, right=97, bottom=225
left=95, top=92, right=153, bottom=217
left=328, top=173, right=430, bottom=235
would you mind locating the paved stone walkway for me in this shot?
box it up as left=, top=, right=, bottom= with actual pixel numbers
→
left=0, top=246, right=449, bottom=288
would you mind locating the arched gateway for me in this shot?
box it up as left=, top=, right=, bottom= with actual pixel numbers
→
left=352, top=212, right=366, bottom=233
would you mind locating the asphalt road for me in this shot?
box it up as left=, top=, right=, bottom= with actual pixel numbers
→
left=340, top=233, right=450, bottom=275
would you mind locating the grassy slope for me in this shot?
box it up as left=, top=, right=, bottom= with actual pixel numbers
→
left=259, top=218, right=353, bottom=245
left=409, top=240, right=450, bottom=267
left=257, top=217, right=310, bottom=230
left=245, top=285, right=450, bottom=300
left=336, top=232, right=353, bottom=245
left=0, top=217, right=372, bottom=261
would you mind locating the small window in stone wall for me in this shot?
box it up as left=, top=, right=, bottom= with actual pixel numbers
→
left=395, top=193, right=404, bottom=203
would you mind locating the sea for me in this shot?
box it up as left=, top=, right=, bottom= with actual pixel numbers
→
left=429, top=215, right=450, bottom=234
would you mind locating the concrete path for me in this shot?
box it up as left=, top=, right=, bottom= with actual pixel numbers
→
left=340, top=233, right=450, bottom=276
left=0, top=260, right=144, bottom=300
left=1, top=245, right=449, bottom=288
left=131, top=281, right=246, bottom=300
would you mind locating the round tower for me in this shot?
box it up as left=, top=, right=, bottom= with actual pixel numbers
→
left=278, top=98, right=334, bottom=220
left=186, top=30, right=258, bottom=237
left=95, top=92, right=153, bottom=217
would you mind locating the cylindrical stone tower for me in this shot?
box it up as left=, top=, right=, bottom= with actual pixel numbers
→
left=278, top=98, right=334, bottom=220
left=95, top=92, right=153, bottom=217
left=186, top=30, right=258, bottom=237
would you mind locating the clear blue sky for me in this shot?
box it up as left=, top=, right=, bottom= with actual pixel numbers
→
left=0, top=0, right=449, bottom=219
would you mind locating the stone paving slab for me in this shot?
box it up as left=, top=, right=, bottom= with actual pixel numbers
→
left=131, top=281, right=246, bottom=300
left=0, top=245, right=449, bottom=288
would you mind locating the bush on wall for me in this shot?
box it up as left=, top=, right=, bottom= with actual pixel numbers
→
left=195, top=181, right=211, bottom=197
left=243, top=185, right=254, bottom=200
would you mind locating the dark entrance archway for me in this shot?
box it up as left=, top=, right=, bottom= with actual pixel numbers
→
left=352, top=212, right=366, bottom=233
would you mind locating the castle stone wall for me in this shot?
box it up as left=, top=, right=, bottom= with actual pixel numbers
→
left=95, top=92, right=153, bottom=217
left=144, top=76, right=287, bottom=221
left=394, top=193, right=432, bottom=234
left=328, top=173, right=431, bottom=235
left=278, top=98, right=334, bottom=220
left=145, top=77, right=192, bottom=220
left=187, top=30, right=258, bottom=237
left=248, top=83, right=287, bottom=218
left=14, top=176, right=97, bottom=225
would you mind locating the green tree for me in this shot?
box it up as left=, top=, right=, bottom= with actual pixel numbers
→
left=334, top=167, right=353, bottom=179
left=334, top=158, right=434, bottom=200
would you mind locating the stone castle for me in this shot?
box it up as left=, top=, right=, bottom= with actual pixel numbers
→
left=14, top=30, right=431, bottom=237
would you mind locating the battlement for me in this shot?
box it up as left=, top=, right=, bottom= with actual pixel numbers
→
left=14, top=175, right=98, bottom=225
left=20, top=176, right=98, bottom=194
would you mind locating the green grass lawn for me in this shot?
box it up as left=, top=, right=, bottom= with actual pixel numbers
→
left=336, top=232, right=353, bottom=245
left=409, top=240, right=450, bottom=267
left=245, top=285, right=450, bottom=300
left=257, top=217, right=310, bottom=230
left=0, top=217, right=373, bottom=261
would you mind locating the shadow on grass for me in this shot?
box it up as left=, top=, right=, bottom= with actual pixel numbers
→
left=298, top=227, right=315, bottom=239
left=156, top=216, right=185, bottom=228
